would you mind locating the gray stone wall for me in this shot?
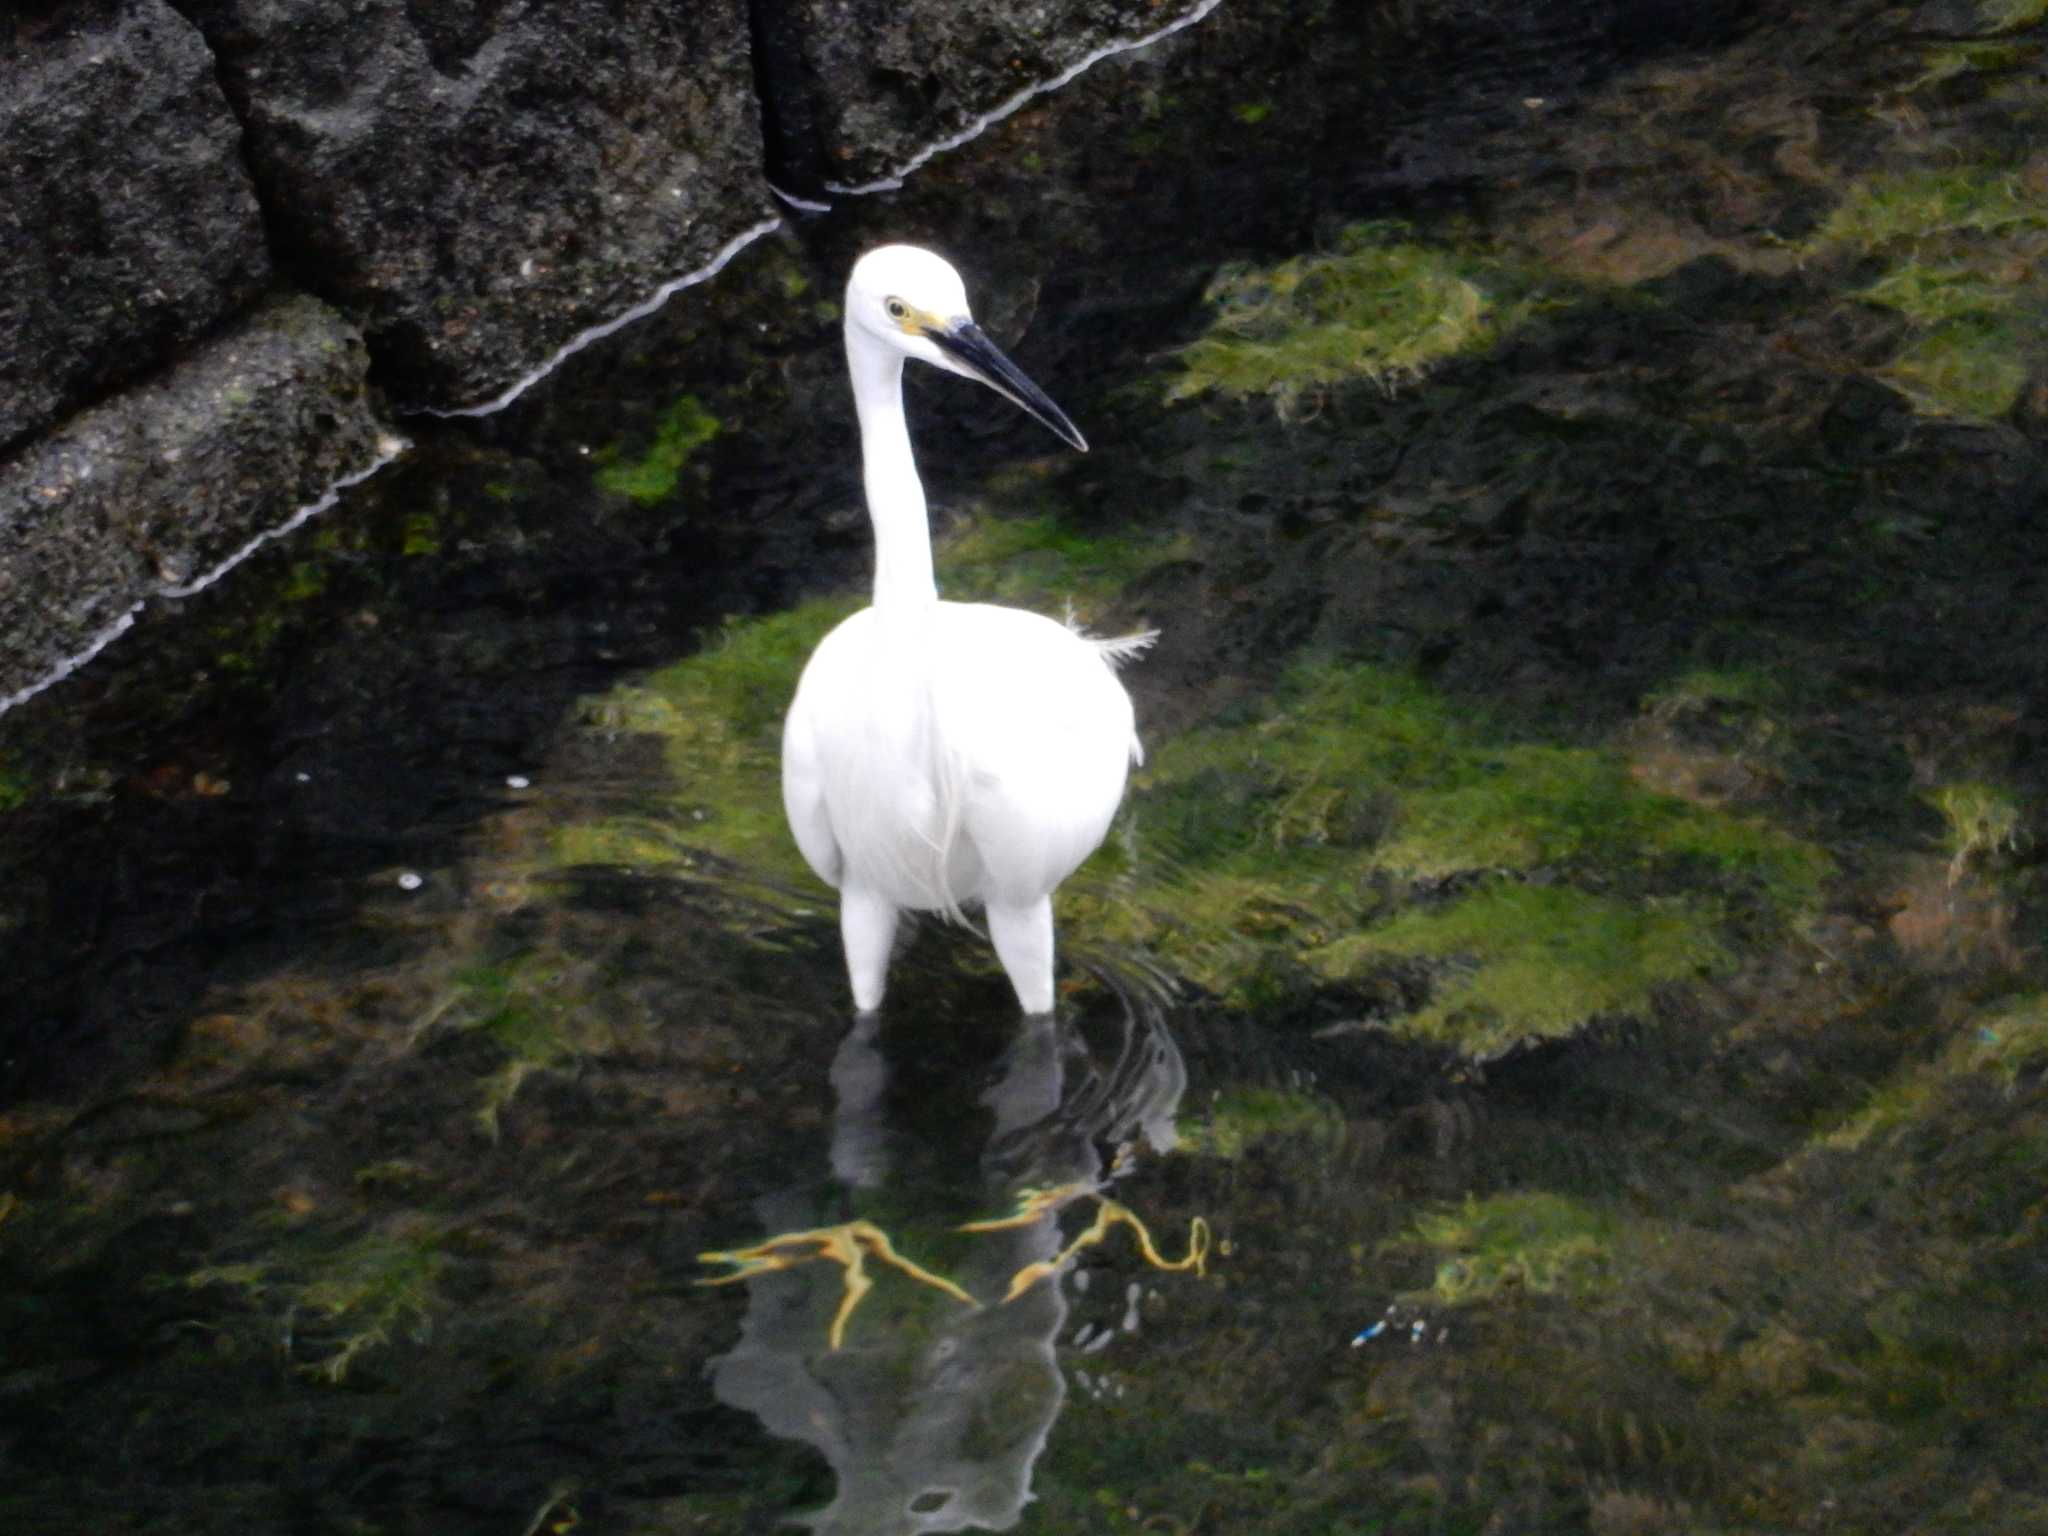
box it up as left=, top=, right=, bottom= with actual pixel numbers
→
left=0, top=0, right=1206, bottom=703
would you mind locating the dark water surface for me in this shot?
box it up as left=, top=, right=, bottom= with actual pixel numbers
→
left=7, top=3, right=2048, bottom=1532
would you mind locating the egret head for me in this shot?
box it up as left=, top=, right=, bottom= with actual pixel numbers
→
left=846, top=245, right=1087, bottom=452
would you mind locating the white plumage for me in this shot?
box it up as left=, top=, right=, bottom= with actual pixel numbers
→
left=782, top=246, right=1145, bottom=1014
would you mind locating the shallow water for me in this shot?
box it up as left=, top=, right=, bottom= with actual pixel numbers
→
left=7, top=3, right=2048, bottom=1532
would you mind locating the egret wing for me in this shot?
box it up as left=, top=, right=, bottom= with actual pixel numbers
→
left=935, top=605, right=1136, bottom=906
left=781, top=680, right=844, bottom=889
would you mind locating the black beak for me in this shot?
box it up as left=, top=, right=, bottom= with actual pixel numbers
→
left=929, top=320, right=1088, bottom=453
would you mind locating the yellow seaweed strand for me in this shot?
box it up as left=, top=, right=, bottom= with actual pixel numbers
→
left=956, top=1181, right=1098, bottom=1233
left=993, top=1196, right=1213, bottom=1303
left=851, top=1222, right=978, bottom=1308
left=696, top=1220, right=977, bottom=1350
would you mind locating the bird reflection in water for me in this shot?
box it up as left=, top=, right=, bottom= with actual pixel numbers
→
left=696, top=965, right=1198, bottom=1533
left=697, top=1219, right=976, bottom=1353
left=960, top=1181, right=1210, bottom=1305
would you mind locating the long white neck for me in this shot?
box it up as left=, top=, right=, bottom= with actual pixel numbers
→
left=846, top=327, right=937, bottom=609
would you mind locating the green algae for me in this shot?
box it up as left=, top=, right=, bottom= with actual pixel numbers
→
left=1315, top=884, right=1730, bottom=1055
left=294, top=1229, right=449, bottom=1382
left=1091, top=660, right=1827, bottom=1048
left=1883, top=315, right=2037, bottom=419
left=1813, top=169, right=2048, bottom=251
left=431, top=941, right=726, bottom=1138
left=1166, top=222, right=1551, bottom=417
left=446, top=959, right=587, bottom=1139
left=592, top=394, right=721, bottom=505
left=1143, top=663, right=1823, bottom=899
left=184, top=1223, right=450, bottom=1383
left=558, top=596, right=857, bottom=884
left=1825, top=993, right=2048, bottom=1150
left=1978, top=0, right=2048, bottom=30
left=1182, top=1086, right=1346, bottom=1160
left=1911, top=3, right=2048, bottom=90
left=1811, top=167, right=2048, bottom=419
left=398, top=512, right=440, bottom=557
left=1377, top=741, right=1819, bottom=894
left=1860, top=262, right=2025, bottom=328
left=0, top=755, right=28, bottom=813
left=1406, top=1191, right=1623, bottom=1304
left=939, top=511, right=1186, bottom=617
left=1860, top=255, right=2043, bottom=412
left=1929, top=779, right=2025, bottom=881
left=1914, top=40, right=2039, bottom=90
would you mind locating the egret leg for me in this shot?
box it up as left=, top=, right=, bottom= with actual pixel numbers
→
left=840, top=887, right=899, bottom=1013
left=987, top=897, right=1057, bottom=1015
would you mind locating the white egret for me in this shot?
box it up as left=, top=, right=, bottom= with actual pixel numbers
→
left=782, top=245, right=1146, bottom=1015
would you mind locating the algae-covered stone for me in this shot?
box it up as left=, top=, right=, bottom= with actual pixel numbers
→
left=1313, top=884, right=1730, bottom=1058
left=1166, top=222, right=1552, bottom=418
left=1404, top=1191, right=1623, bottom=1304
left=1810, top=166, right=2048, bottom=419
left=1093, top=660, right=1828, bottom=1052
left=0, top=295, right=387, bottom=706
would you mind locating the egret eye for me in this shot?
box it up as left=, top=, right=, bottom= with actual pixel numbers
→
left=885, top=298, right=909, bottom=323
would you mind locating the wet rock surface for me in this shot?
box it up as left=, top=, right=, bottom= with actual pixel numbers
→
left=752, top=0, right=1215, bottom=196
left=0, top=295, right=385, bottom=708
left=0, top=0, right=271, bottom=454
left=174, top=0, right=773, bottom=410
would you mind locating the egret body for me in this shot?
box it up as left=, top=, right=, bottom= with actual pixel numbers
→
left=782, top=246, right=1143, bottom=1015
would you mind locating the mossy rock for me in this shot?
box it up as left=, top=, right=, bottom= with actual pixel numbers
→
left=1312, top=883, right=1731, bottom=1057
left=592, top=394, right=722, bottom=505
left=1403, top=1190, right=1626, bottom=1305
left=1165, top=221, right=1559, bottom=417
left=1080, top=659, right=1828, bottom=1054
left=1811, top=165, right=2048, bottom=419
left=1182, top=1085, right=1347, bottom=1160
